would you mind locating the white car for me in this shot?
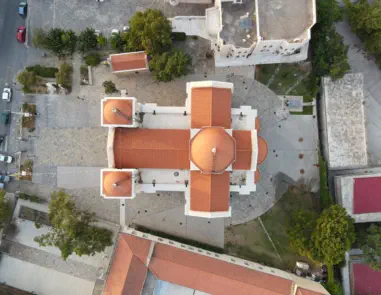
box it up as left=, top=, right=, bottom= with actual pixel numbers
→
left=0, top=154, right=13, bottom=163
left=2, top=88, right=12, bottom=102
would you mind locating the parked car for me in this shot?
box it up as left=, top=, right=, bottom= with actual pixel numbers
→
left=0, top=175, right=10, bottom=182
left=1, top=112, right=10, bottom=125
left=16, top=26, right=26, bottom=43
left=0, top=183, right=4, bottom=190
left=0, top=154, right=12, bottom=163
left=18, top=2, right=28, bottom=18
left=2, top=87, right=12, bottom=102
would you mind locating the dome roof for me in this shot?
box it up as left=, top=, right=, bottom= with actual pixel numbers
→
left=102, top=171, right=132, bottom=197
left=190, top=127, right=236, bottom=174
left=254, top=169, right=261, bottom=183
left=103, top=99, right=133, bottom=125
left=257, top=136, right=269, bottom=165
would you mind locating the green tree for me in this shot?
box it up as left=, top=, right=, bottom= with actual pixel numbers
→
left=109, top=32, right=126, bottom=52
left=56, top=63, right=73, bottom=90
left=311, top=0, right=350, bottom=80
left=0, top=191, right=11, bottom=230
left=34, top=191, right=113, bottom=260
left=149, top=51, right=192, bottom=82
left=97, top=33, right=107, bottom=48
left=44, top=28, right=77, bottom=57
left=103, top=80, right=118, bottom=94
left=124, top=9, right=172, bottom=55
left=286, top=209, right=318, bottom=258
left=77, top=28, right=98, bottom=54
left=312, top=205, right=355, bottom=266
left=17, top=70, right=40, bottom=92
left=359, top=224, right=381, bottom=271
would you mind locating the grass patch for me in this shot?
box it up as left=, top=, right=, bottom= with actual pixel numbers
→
left=225, top=186, right=320, bottom=271
left=256, top=64, right=317, bottom=115
left=21, top=103, right=36, bottom=129
left=80, top=65, right=89, bottom=85
left=134, top=225, right=224, bottom=253
left=26, top=65, right=58, bottom=78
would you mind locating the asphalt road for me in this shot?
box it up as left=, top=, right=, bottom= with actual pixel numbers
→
left=0, top=0, right=28, bottom=167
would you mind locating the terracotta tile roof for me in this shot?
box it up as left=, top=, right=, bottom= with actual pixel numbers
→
left=256, top=117, right=261, bottom=132
left=255, top=169, right=261, bottom=183
left=114, top=128, right=190, bottom=169
left=258, top=135, right=269, bottom=165
left=110, top=52, right=148, bottom=72
left=103, top=99, right=133, bottom=125
left=103, top=235, right=151, bottom=295
left=191, top=87, right=232, bottom=129
left=102, top=171, right=132, bottom=198
left=190, top=127, right=236, bottom=173
left=232, top=130, right=252, bottom=170
left=150, top=242, right=293, bottom=295
left=190, top=171, right=230, bottom=212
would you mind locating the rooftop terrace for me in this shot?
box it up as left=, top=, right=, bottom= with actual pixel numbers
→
left=220, top=1, right=257, bottom=48
left=257, top=0, right=314, bottom=41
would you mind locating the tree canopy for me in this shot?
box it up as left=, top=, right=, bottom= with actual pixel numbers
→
left=359, top=224, right=381, bottom=271
left=345, top=0, right=381, bottom=64
left=0, top=191, right=11, bottom=229
left=286, top=209, right=318, bottom=258
left=42, top=28, right=77, bottom=57
left=124, top=9, right=172, bottom=55
left=34, top=191, right=113, bottom=260
left=149, top=51, right=191, bottom=82
left=312, top=205, right=355, bottom=266
left=77, top=27, right=98, bottom=54
left=311, top=0, right=350, bottom=80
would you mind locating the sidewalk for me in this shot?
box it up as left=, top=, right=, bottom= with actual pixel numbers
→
left=336, top=20, right=381, bottom=166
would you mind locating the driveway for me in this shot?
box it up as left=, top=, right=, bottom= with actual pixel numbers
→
left=336, top=20, right=381, bottom=166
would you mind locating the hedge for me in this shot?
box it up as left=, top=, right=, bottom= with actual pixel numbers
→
left=26, top=65, right=58, bottom=78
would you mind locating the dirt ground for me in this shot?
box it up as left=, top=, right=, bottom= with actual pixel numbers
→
left=225, top=186, right=320, bottom=271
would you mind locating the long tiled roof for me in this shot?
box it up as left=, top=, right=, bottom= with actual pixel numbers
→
left=114, top=128, right=190, bottom=169
left=191, top=87, right=232, bottom=129
left=190, top=171, right=230, bottom=212
left=232, top=130, right=252, bottom=170
left=110, top=52, right=148, bottom=72
left=104, top=234, right=328, bottom=295
left=103, top=235, right=151, bottom=295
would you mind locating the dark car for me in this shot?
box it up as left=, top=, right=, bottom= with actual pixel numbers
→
left=18, top=2, right=28, bottom=18
left=1, top=112, right=10, bottom=125
left=16, top=26, right=26, bottom=43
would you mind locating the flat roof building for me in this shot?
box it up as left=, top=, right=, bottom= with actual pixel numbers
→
left=100, top=81, right=267, bottom=218
left=335, top=173, right=381, bottom=223
left=103, top=229, right=329, bottom=295
left=169, top=0, right=316, bottom=67
left=320, top=74, right=368, bottom=170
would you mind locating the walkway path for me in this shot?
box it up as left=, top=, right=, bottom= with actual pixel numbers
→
left=336, top=20, right=381, bottom=166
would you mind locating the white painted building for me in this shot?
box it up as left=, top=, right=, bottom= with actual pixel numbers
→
left=169, top=0, right=316, bottom=67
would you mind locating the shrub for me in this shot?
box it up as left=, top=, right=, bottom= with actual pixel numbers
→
left=149, top=51, right=192, bottom=82
left=103, top=80, right=118, bottom=94
left=56, top=63, right=73, bottom=90
left=97, top=33, right=107, bottom=48
left=30, top=195, right=41, bottom=203
left=109, top=32, right=126, bottom=52
left=171, top=32, right=186, bottom=41
left=32, top=28, right=48, bottom=49
left=17, top=70, right=40, bottom=92
left=26, top=65, right=58, bottom=78
left=35, top=222, right=41, bottom=229
left=19, top=193, right=28, bottom=200
left=85, top=54, right=101, bottom=66
left=0, top=191, right=11, bottom=229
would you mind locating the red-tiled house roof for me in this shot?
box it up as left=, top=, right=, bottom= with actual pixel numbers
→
left=104, top=234, right=328, bottom=295
left=110, top=52, right=148, bottom=73
left=113, top=128, right=190, bottom=169
left=191, top=87, right=232, bottom=129
left=190, top=171, right=230, bottom=212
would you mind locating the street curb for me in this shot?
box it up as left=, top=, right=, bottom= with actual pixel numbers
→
left=24, top=1, right=30, bottom=49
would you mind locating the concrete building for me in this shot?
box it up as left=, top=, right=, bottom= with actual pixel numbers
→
left=320, top=74, right=368, bottom=170
left=100, top=81, right=268, bottom=218
left=169, top=0, right=316, bottom=67
left=335, top=173, right=381, bottom=223
left=108, top=52, right=149, bottom=74
left=102, top=228, right=329, bottom=295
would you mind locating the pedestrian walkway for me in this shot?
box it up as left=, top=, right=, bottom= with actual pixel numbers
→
left=336, top=20, right=381, bottom=166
